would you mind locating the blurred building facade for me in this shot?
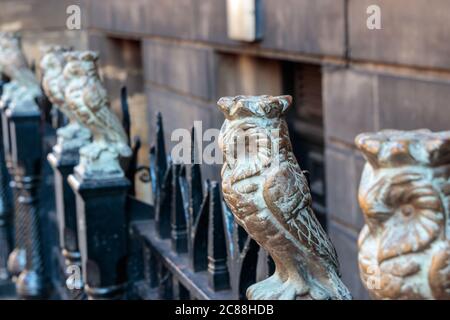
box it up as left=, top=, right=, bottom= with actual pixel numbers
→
left=1, top=0, right=449, bottom=299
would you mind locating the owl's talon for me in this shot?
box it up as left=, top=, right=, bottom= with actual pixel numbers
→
left=246, top=273, right=284, bottom=300
left=277, top=275, right=310, bottom=300
left=247, top=274, right=310, bottom=300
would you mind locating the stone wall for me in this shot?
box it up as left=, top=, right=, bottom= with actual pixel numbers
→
left=2, top=0, right=449, bottom=299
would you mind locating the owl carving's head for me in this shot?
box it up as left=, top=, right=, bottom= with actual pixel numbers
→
left=356, top=129, right=450, bottom=169
left=217, top=95, right=292, bottom=120
left=63, top=50, right=99, bottom=82
left=63, top=51, right=105, bottom=119
left=356, top=130, right=450, bottom=264
left=0, top=32, right=28, bottom=78
left=40, top=46, right=70, bottom=76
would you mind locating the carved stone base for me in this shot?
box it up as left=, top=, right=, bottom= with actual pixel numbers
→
left=54, top=121, right=91, bottom=160
left=75, top=141, right=129, bottom=181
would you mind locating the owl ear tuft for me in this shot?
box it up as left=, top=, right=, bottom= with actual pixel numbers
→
left=278, top=95, right=292, bottom=115
left=217, top=96, right=235, bottom=118
left=80, top=51, right=99, bottom=62
left=40, top=45, right=71, bottom=56
left=268, top=95, right=292, bottom=116
left=63, top=51, right=78, bottom=62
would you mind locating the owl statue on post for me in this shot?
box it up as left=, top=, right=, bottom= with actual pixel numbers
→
left=0, top=32, right=42, bottom=112
left=63, top=51, right=131, bottom=179
left=356, top=129, right=450, bottom=300
left=40, top=46, right=91, bottom=158
left=217, top=95, right=351, bottom=300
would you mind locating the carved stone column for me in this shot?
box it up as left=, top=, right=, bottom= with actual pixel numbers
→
left=7, top=100, right=47, bottom=299
left=217, top=95, right=351, bottom=300
left=356, top=129, right=450, bottom=300
left=41, top=46, right=91, bottom=297
left=65, top=51, right=131, bottom=300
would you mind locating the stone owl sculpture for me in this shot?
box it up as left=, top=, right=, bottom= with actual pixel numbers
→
left=40, top=46, right=91, bottom=155
left=218, top=95, right=351, bottom=300
left=63, top=51, right=131, bottom=179
left=356, top=129, right=450, bottom=300
left=0, top=32, right=42, bottom=111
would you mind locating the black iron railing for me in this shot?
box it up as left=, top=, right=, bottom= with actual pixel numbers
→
left=0, top=74, right=272, bottom=300
left=130, top=113, right=273, bottom=300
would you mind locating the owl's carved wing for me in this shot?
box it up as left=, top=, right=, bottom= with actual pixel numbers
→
left=82, top=79, right=109, bottom=112
left=429, top=246, right=450, bottom=299
left=263, top=162, right=340, bottom=272
left=82, top=80, right=128, bottom=144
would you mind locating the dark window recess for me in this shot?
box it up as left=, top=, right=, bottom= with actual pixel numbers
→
left=283, top=63, right=327, bottom=230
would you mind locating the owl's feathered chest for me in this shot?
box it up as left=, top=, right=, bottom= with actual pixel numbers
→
left=43, top=75, right=65, bottom=105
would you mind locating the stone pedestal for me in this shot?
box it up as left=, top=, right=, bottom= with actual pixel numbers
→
left=68, top=172, right=130, bottom=300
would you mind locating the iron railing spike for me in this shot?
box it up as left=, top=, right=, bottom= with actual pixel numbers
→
left=155, top=112, right=167, bottom=191
left=190, top=184, right=210, bottom=272
left=120, top=86, right=131, bottom=145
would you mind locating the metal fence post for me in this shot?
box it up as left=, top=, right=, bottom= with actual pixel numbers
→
left=64, top=51, right=132, bottom=300
left=1, top=99, right=26, bottom=280
left=0, top=79, right=13, bottom=282
left=0, top=152, right=11, bottom=282
left=7, top=100, right=47, bottom=299
left=68, top=174, right=130, bottom=299
left=0, top=33, right=45, bottom=291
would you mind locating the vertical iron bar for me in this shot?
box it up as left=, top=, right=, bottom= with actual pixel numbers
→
left=7, top=103, right=47, bottom=299
left=171, top=163, right=187, bottom=253
left=207, top=182, right=230, bottom=291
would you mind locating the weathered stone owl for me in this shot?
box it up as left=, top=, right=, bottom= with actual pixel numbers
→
left=218, top=95, right=351, bottom=300
left=40, top=46, right=91, bottom=154
left=356, top=129, right=450, bottom=300
left=0, top=32, right=42, bottom=111
left=63, top=51, right=131, bottom=179
left=0, top=32, right=28, bottom=78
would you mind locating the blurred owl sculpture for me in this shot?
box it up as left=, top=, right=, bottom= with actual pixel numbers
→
left=218, top=95, right=351, bottom=300
left=0, top=32, right=42, bottom=111
left=40, top=46, right=91, bottom=156
left=356, top=129, right=450, bottom=300
left=63, top=51, right=131, bottom=179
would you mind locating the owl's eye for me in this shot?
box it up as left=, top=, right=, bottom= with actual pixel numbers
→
left=400, top=205, right=415, bottom=217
